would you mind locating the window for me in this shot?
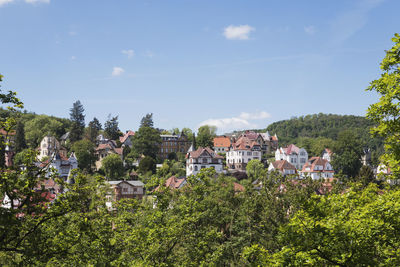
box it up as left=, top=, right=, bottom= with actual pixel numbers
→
left=201, top=166, right=206, bottom=169
left=194, top=166, right=198, bottom=171
left=247, top=152, right=251, bottom=156
left=202, top=158, right=208, bottom=163
left=123, top=188, right=128, bottom=192
left=300, top=158, right=306, bottom=164
left=133, top=188, right=137, bottom=192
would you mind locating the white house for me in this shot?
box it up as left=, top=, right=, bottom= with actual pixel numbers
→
left=275, top=144, right=308, bottom=170
left=300, top=157, right=334, bottom=180
left=268, top=160, right=297, bottom=176
left=41, top=152, right=78, bottom=181
left=322, top=148, right=333, bottom=162
left=38, top=136, right=67, bottom=160
left=186, top=147, right=224, bottom=176
left=226, top=136, right=262, bottom=171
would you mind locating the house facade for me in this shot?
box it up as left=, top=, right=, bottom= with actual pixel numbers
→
left=95, top=141, right=123, bottom=170
left=268, top=160, right=297, bottom=176
left=235, top=130, right=278, bottom=156
left=300, top=157, right=334, bottom=180
left=186, top=147, right=224, bottom=176
left=275, top=144, right=308, bottom=170
left=119, top=130, right=135, bottom=148
left=106, top=180, right=145, bottom=209
left=38, top=136, right=67, bottom=160
left=226, top=136, right=262, bottom=171
left=213, top=135, right=231, bottom=154
left=158, top=132, right=191, bottom=160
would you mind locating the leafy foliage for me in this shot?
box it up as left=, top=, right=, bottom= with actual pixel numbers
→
left=69, top=100, right=85, bottom=142
left=367, top=33, right=400, bottom=179
left=104, top=114, right=121, bottom=140
left=101, top=154, right=124, bottom=180
left=197, top=125, right=217, bottom=148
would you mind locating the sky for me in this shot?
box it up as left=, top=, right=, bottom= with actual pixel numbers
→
left=0, top=0, right=399, bottom=134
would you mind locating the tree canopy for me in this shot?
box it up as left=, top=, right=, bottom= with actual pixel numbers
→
left=196, top=125, right=217, bottom=148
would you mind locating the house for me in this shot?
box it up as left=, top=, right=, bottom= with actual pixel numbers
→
left=275, top=144, right=308, bottom=170
left=186, top=147, right=224, bottom=176
left=40, top=152, right=78, bottom=181
left=154, top=176, right=187, bottom=192
left=300, top=157, right=334, bottom=180
left=94, top=141, right=123, bottom=170
left=158, top=132, right=191, bottom=160
left=322, top=148, right=333, bottom=162
left=236, top=130, right=279, bottom=156
left=226, top=136, right=262, bottom=171
left=1, top=129, right=16, bottom=167
left=213, top=135, right=231, bottom=154
left=105, top=180, right=145, bottom=209
left=268, top=160, right=297, bottom=176
left=38, top=136, right=67, bottom=160
left=119, top=130, right=135, bottom=148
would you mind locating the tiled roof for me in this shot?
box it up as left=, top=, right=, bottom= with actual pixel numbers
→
left=302, top=157, right=333, bottom=173
left=120, top=130, right=135, bottom=143
left=0, top=129, right=16, bottom=136
left=233, top=136, right=260, bottom=151
left=96, top=143, right=113, bottom=151
left=165, top=176, right=186, bottom=189
left=285, top=144, right=300, bottom=155
left=213, top=136, right=231, bottom=148
left=271, top=160, right=296, bottom=171
left=187, top=147, right=223, bottom=159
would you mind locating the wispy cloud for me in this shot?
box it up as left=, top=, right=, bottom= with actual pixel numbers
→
left=0, top=0, right=14, bottom=6
left=199, top=111, right=271, bottom=133
left=112, top=67, right=125, bottom=77
left=304, top=25, right=316, bottom=35
left=223, top=25, right=255, bottom=40
left=0, top=0, right=50, bottom=6
left=122, top=49, right=135, bottom=58
left=330, top=0, right=385, bottom=45
left=25, top=0, right=50, bottom=3
left=144, top=50, right=154, bottom=58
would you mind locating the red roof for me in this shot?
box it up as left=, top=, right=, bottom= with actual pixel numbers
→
left=120, top=130, right=135, bottom=143
left=271, top=160, right=296, bottom=172
left=154, top=176, right=186, bottom=191
left=213, top=136, right=231, bottom=148
left=302, top=157, right=333, bottom=173
left=187, top=147, right=223, bottom=159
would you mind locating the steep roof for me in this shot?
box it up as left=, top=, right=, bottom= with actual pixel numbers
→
left=302, top=157, right=333, bottom=173
left=187, top=147, right=223, bottom=159
left=119, top=130, right=135, bottom=143
left=271, top=160, right=296, bottom=171
left=213, top=136, right=231, bottom=148
left=285, top=144, right=300, bottom=155
left=233, top=136, right=261, bottom=151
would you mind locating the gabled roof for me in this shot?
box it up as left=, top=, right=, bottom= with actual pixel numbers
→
left=107, top=180, right=144, bottom=187
left=285, top=144, right=300, bottom=155
left=186, top=147, right=223, bottom=159
left=232, top=136, right=261, bottom=151
left=271, top=160, right=296, bottom=171
left=96, top=143, right=113, bottom=151
left=301, top=157, right=333, bottom=173
left=213, top=136, right=231, bottom=148
left=120, top=130, right=135, bottom=143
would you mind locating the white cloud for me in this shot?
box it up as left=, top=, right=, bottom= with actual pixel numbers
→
left=0, top=0, right=14, bottom=7
left=144, top=50, right=154, bottom=58
left=223, top=25, right=255, bottom=40
left=199, top=111, right=271, bottom=133
left=330, top=0, right=384, bottom=45
left=304, top=25, right=316, bottom=35
left=122, top=49, right=135, bottom=58
left=25, top=0, right=50, bottom=3
left=112, top=67, right=125, bottom=77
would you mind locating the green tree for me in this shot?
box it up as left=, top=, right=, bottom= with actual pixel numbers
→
left=14, top=120, right=27, bottom=153
left=246, top=159, right=266, bottom=182
left=367, top=33, right=400, bottom=179
left=86, top=117, right=102, bottom=142
left=69, top=100, right=85, bottom=142
left=101, top=154, right=124, bottom=180
left=197, top=125, right=217, bottom=148
left=131, top=114, right=161, bottom=159
left=331, top=130, right=363, bottom=178
left=104, top=114, right=121, bottom=140
left=138, top=156, right=156, bottom=174
left=356, top=165, right=375, bottom=187
left=24, top=115, right=70, bottom=147
left=71, top=139, right=96, bottom=171
left=140, top=113, right=154, bottom=127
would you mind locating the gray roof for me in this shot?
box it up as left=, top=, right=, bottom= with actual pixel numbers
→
left=107, top=180, right=144, bottom=187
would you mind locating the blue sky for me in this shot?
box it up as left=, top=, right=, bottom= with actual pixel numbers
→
left=0, top=0, right=399, bottom=134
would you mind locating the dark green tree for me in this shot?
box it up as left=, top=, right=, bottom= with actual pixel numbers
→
left=140, top=113, right=154, bottom=127
left=102, top=154, right=124, bottom=180
left=331, top=130, right=363, bottom=178
left=104, top=115, right=121, bottom=140
left=0, top=135, right=5, bottom=168
left=14, top=121, right=27, bottom=153
left=356, top=165, right=375, bottom=187
left=197, top=125, right=216, bottom=148
left=69, top=100, right=85, bottom=142
left=87, top=117, right=102, bottom=142
left=138, top=156, right=156, bottom=174
left=71, top=139, right=96, bottom=171
left=131, top=114, right=161, bottom=159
